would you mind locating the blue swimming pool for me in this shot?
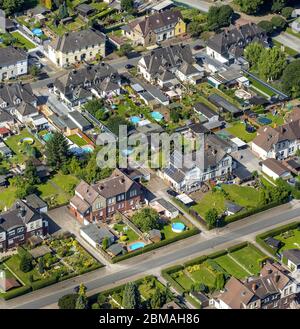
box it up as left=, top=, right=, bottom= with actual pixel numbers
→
left=257, top=117, right=272, bottom=125
left=43, top=132, right=53, bottom=142
left=32, top=28, right=43, bottom=37
left=151, top=111, right=163, bottom=122
left=128, top=241, right=146, bottom=251
left=172, top=222, right=185, bottom=233
left=130, top=116, right=141, bottom=124
left=82, top=146, right=94, bottom=153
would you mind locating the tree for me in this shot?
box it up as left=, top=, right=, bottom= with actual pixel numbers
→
left=234, top=0, right=265, bottom=15
left=29, top=65, right=41, bottom=77
left=131, top=208, right=160, bottom=232
left=271, top=15, right=287, bottom=31
left=205, top=208, right=218, bottom=229
left=106, top=115, right=133, bottom=135
left=150, top=288, right=166, bottom=309
left=75, top=283, right=88, bottom=309
left=24, top=158, right=40, bottom=185
left=281, top=7, right=293, bottom=19
left=258, top=47, right=286, bottom=81
left=19, top=254, right=33, bottom=273
left=170, top=108, right=180, bottom=123
left=271, top=0, right=286, bottom=13
left=45, top=131, right=69, bottom=169
left=117, top=43, right=133, bottom=57
left=188, top=21, right=203, bottom=37
left=38, top=257, right=45, bottom=274
left=281, top=60, right=300, bottom=98
left=2, top=0, right=25, bottom=15
left=122, top=282, right=141, bottom=309
left=102, top=237, right=109, bottom=250
left=58, top=1, right=68, bottom=19
left=83, top=99, right=105, bottom=117
left=58, top=294, right=79, bottom=309
left=244, top=42, right=265, bottom=69
left=207, top=5, right=233, bottom=31
left=258, top=20, right=274, bottom=35
left=121, top=0, right=134, bottom=13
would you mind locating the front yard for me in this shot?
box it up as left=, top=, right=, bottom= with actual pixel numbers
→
left=68, top=134, right=88, bottom=147
left=274, top=229, right=300, bottom=253
left=226, top=122, right=257, bottom=143
left=11, top=31, right=36, bottom=50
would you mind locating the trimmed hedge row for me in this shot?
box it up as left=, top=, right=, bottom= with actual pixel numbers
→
left=185, top=294, right=202, bottom=309
left=161, top=269, right=186, bottom=294
left=111, top=228, right=200, bottom=263
left=224, top=200, right=286, bottom=224
left=31, top=275, right=58, bottom=291
left=2, top=285, right=32, bottom=301
left=256, top=221, right=300, bottom=256
left=226, top=242, right=248, bottom=253
left=184, top=255, right=208, bottom=267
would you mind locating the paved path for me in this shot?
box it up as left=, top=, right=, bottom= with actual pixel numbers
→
left=174, top=0, right=211, bottom=12
left=273, top=32, right=300, bottom=53
left=2, top=201, right=300, bottom=309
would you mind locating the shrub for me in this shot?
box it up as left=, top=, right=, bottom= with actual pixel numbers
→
left=19, top=255, right=33, bottom=273
left=58, top=294, right=79, bottom=309
left=31, top=275, right=58, bottom=291
left=2, top=286, right=32, bottom=300
left=120, top=235, right=128, bottom=242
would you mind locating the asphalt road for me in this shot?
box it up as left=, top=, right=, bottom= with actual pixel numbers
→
left=174, top=0, right=211, bottom=12
left=3, top=202, right=300, bottom=309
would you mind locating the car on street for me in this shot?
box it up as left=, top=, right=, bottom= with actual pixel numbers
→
left=36, top=51, right=45, bottom=58
left=166, top=189, right=178, bottom=197
left=125, top=64, right=134, bottom=69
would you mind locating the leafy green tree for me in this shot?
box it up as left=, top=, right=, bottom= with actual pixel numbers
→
left=122, top=282, right=141, bottom=309
left=83, top=99, right=105, bottom=117
left=258, top=20, right=274, bottom=34
left=121, top=0, right=134, bottom=13
left=29, top=65, right=41, bottom=77
left=244, top=42, right=265, bottom=69
left=131, top=208, right=160, bottom=232
left=102, top=237, right=109, bottom=250
left=258, top=47, right=286, bottom=81
left=281, top=7, right=293, bottom=19
left=280, top=60, right=300, bottom=98
left=215, top=273, right=225, bottom=290
left=188, top=21, right=203, bottom=37
left=19, top=254, right=33, bottom=273
left=58, top=294, right=79, bottom=309
left=271, top=15, right=287, bottom=31
left=271, top=0, right=286, bottom=12
left=45, top=132, right=69, bottom=169
left=117, top=43, right=133, bottom=57
left=170, top=108, right=180, bottom=123
left=207, top=5, right=233, bottom=31
left=58, top=1, right=68, bottom=19
left=106, top=115, right=133, bottom=135
left=24, top=158, right=40, bottom=185
left=38, top=257, right=45, bottom=274
left=205, top=208, right=218, bottom=229
left=75, top=283, right=88, bottom=309
left=2, top=0, right=25, bottom=15
left=234, top=0, right=265, bottom=14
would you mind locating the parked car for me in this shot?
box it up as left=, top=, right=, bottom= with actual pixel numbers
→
left=125, top=64, right=134, bottom=69
left=166, top=189, right=178, bottom=197
left=35, top=51, right=45, bottom=58
left=193, top=45, right=203, bottom=51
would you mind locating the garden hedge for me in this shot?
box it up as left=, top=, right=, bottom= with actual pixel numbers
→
left=161, top=271, right=186, bottom=294
left=226, top=242, right=248, bottom=253
left=31, top=275, right=58, bottom=291
left=2, top=285, right=32, bottom=300
left=185, top=294, right=202, bottom=309
left=183, top=255, right=208, bottom=267
left=111, top=228, right=199, bottom=263
left=255, top=221, right=300, bottom=256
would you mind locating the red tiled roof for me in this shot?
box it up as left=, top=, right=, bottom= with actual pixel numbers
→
left=0, top=127, right=10, bottom=135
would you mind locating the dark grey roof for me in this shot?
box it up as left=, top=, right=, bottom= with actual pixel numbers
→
left=106, top=243, right=124, bottom=256
left=264, top=237, right=281, bottom=249
left=0, top=200, right=41, bottom=231
left=16, top=102, right=38, bottom=116
left=208, top=94, right=240, bottom=114
left=194, top=102, right=217, bottom=119
left=163, top=164, right=185, bottom=184
left=189, top=123, right=210, bottom=134
left=50, top=29, right=106, bottom=53
left=282, top=249, right=300, bottom=265
left=207, top=23, right=267, bottom=57
left=155, top=198, right=178, bottom=213
left=76, top=3, right=94, bottom=16
left=68, top=111, right=92, bottom=129
left=0, top=110, right=13, bottom=123
left=0, top=83, right=36, bottom=108
left=148, top=229, right=162, bottom=239
left=25, top=194, right=47, bottom=210
left=81, top=224, right=114, bottom=244
left=226, top=201, right=243, bottom=214
left=0, top=47, right=27, bottom=67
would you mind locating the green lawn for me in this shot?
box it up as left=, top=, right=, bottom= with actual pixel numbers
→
left=214, top=255, right=249, bottom=279
left=5, top=130, right=43, bottom=164
left=226, top=122, right=257, bottom=143
left=265, top=113, right=284, bottom=126
left=274, top=229, right=300, bottom=253
left=189, top=265, right=216, bottom=288
left=192, top=191, right=226, bottom=218
left=4, top=254, right=41, bottom=285
left=114, top=224, right=139, bottom=243
left=273, top=39, right=299, bottom=57
left=11, top=31, right=36, bottom=50
left=230, top=246, right=266, bottom=275
left=68, top=134, right=88, bottom=147
left=173, top=273, right=193, bottom=291
left=222, top=184, right=261, bottom=208
left=0, top=186, right=17, bottom=211
left=286, top=27, right=300, bottom=39
left=248, top=77, right=276, bottom=98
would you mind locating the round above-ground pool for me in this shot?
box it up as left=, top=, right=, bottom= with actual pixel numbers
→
left=20, top=137, right=34, bottom=145
left=32, top=28, right=43, bottom=37
left=128, top=241, right=146, bottom=251
left=257, top=116, right=272, bottom=125
left=172, top=222, right=186, bottom=233
left=82, top=145, right=94, bottom=153
left=130, top=116, right=141, bottom=124
left=151, top=111, right=163, bottom=122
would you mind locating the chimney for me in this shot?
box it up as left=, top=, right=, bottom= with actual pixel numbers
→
left=252, top=283, right=258, bottom=291
left=20, top=206, right=26, bottom=217
left=120, top=177, right=125, bottom=184
left=275, top=274, right=280, bottom=282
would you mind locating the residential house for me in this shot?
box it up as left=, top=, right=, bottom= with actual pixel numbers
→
left=68, top=111, right=92, bottom=132
left=69, top=168, right=144, bottom=224
left=14, top=102, right=39, bottom=123
left=161, top=134, right=233, bottom=192
left=206, top=23, right=269, bottom=64
left=252, top=120, right=300, bottom=160
left=261, top=158, right=291, bottom=180
left=0, top=46, right=28, bottom=81
left=149, top=198, right=179, bottom=219
left=208, top=94, right=242, bottom=118
left=122, top=9, right=186, bottom=47
left=76, top=4, right=95, bottom=19
left=54, top=62, right=121, bottom=106
left=282, top=249, right=300, bottom=273
left=213, top=261, right=299, bottom=309
left=137, top=44, right=203, bottom=85
left=48, top=29, right=106, bottom=68
left=80, top=223, right=115, bottom=249
left=0, top=110, right=14, bottom=129
left=0, top=199, right=48, bottom=252
left=193, top=102, right=224, bottom=131
left=25, top=194, right=48, bottom=214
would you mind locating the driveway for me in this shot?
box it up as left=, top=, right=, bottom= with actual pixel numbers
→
left=273, top=32, right=300, bottom=53
left=47, top=206, right=111, bottom=266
